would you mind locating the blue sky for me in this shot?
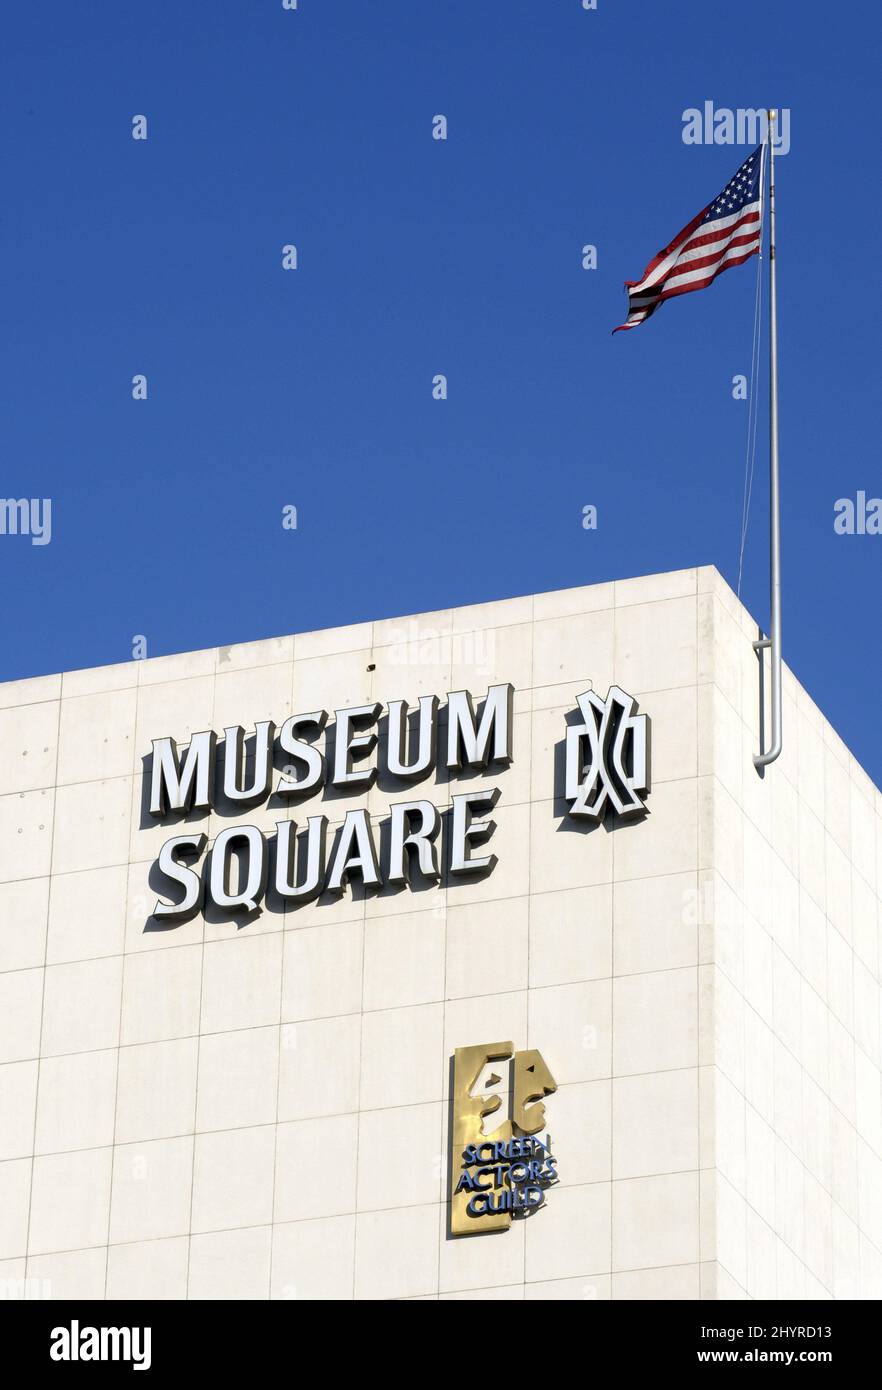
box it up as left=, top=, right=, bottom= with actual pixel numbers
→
left=2, top=1, right=880, bottom=783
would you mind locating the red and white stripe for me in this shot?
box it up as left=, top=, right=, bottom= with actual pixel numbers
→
left=613, top=200, right=762, bottom=332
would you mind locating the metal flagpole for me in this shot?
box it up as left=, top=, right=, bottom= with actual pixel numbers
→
left=754, top=109, right=782, bottom=769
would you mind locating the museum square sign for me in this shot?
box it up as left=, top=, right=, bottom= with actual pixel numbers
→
left=146, top=681, right=650, bottom=922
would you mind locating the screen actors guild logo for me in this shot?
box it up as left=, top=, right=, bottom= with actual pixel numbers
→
left=565, top=685, right=650, bottom=820
left=451, top=1041, right=558, bottom=1236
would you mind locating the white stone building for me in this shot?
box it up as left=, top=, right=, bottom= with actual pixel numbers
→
left=0, top=565, right=880, bottom=1300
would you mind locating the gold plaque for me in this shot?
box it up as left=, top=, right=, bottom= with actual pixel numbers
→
left=450, top=1042, right=558, bottom=1236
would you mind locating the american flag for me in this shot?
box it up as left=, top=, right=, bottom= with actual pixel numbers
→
left=613, top=146, right=764, bottom=332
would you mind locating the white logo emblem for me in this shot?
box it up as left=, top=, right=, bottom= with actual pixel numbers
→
left=565, top=686, right=650, bottom=820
